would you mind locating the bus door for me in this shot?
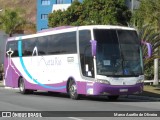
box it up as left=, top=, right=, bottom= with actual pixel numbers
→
left=79, top=30, right=94, bottom=78
left=83, top=46, right=94, bottom=78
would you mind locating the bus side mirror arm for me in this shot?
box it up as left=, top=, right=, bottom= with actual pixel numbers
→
left=90, top=40, right=97, bottom=78
left=90, top=40, right=97, bottom=57
left=141, top=41, right=152, bottom=58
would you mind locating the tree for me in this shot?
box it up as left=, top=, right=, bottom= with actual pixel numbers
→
left=132, top=0, right=160, bottom=85
left=49, top=0, right=85, bottom=26
left=48, top=0, right=131, bottom=27
left=133, top=0, right=160, bottom=30
left=0, top=8, right=35, bottom=37
left=138, top=24, right=160, bottom=80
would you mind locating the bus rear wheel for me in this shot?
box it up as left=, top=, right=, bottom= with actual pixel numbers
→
left=69, top=80, right=80, bottom=100
left=19, top=78, right=32, bottom=94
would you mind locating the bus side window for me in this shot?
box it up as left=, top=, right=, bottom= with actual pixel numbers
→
left=23, top=38, right=37, bottom=56
left=6, top=41, right=18, bottom=57
left=37, top=36, right=47, bottom=55
left=47, top=32, right=76, bottom=55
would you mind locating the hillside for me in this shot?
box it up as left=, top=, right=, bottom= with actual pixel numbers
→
left=0, top=0, right=36, bottom=23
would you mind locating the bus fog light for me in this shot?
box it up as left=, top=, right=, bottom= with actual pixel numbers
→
left=96, top=79, right=110, bottom=84
left=101, top=92, right=110, bottom=95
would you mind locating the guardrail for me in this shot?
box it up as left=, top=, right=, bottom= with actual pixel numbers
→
left=144, top=80, right=160, bottom=85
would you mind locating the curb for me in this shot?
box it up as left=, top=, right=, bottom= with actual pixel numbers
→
left=0, top=86, right=19, bottom=90
left=126, top=95, right=160, bottom=101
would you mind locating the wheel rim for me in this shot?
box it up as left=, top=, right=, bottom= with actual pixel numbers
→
left=20, top=80, right=24, bottom=92
left=70, top=83, right=77, bottom=97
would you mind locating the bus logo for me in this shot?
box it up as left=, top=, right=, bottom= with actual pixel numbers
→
left=2, top=112, right=11, bottom=117
left=67, top=57, right=74, bottom=63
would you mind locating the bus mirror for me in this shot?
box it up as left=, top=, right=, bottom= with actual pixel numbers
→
left=141, top=41, right=152, bottom=58
left=90, top=40, right=97, bottom=56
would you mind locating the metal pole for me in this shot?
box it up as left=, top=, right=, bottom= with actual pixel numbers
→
left=131, top=0, right=133, bottom=13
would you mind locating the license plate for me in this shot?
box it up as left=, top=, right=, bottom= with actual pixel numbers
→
left=120, top=89, right=128, bottom=92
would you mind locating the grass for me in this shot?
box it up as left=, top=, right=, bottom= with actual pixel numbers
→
left=142, top=85, right=160, bottom=98
left=0, top=81, right=3, bottom=87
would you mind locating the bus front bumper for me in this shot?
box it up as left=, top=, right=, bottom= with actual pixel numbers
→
left=86, top=83, right=143, bottom=96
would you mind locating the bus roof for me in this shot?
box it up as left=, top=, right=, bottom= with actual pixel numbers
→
left=7, top=25, right=136, bottom=41
left=37, top=26, right=74, bottom=33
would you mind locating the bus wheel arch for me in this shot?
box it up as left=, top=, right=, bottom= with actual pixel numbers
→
left=67, top=77, right=80, bottom=100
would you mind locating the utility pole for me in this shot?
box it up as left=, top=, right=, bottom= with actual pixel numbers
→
left=154, top=57, right=159, bottom=85
left=131, top=0, right=134, bottom=13
left=131, top=0, right=136, bottom=27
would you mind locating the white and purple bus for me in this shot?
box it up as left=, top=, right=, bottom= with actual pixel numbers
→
left=4, top=25, right=152, bottom=100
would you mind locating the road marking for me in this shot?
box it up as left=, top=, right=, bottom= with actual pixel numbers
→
left=68, top=117, right=83, bottom=120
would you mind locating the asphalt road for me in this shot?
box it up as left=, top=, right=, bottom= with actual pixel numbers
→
left=0, top=87, right=160, bottom=120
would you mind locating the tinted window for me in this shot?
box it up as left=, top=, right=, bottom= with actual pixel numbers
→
left=118, top=30, right=140, bottom=61
left=79, top=30, right=91, bottom=54
left=6, top=41, right=18, bottom=57
left=94, top=29, right=142, bottom=76
left=94, top=29, right=118, bottom=44
left=23, top=38, right=37, bottom=56
left=47, top=31, right=77, bottom=54
left=117, top=30, right=139, bottom=44
left=61, top=31, right=77, bottom=54
left=48, top=34, right=61, bottom=54
left=37, top=36, right=47, bottom=55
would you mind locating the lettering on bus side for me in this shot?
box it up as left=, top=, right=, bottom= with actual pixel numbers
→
left=46, top=57, right=62, bottom=66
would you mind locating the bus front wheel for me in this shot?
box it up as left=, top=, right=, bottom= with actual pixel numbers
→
left=69, top=80, right=80, bottom=100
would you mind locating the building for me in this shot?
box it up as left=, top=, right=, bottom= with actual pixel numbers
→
left=37, top=0, right=139, bottom=32
left=37, top=0, right=82, bottom=31
left=0, top=31, right=7, bottom=65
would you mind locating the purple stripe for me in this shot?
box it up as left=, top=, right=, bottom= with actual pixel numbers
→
left=4, top=60, right=21, bottom=88
left=24, top=80, right=67, bottom=93
left=93, top=83, right=143, bottom=95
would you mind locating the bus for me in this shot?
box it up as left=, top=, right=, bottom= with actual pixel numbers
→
left=4, top=25, right=152, bottom=100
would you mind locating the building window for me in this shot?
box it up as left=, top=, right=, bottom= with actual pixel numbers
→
left=56, top=0, right=64, bottom=4
left=41, top=14, right=48, bottom=19
left=41, top=0, right=50, bottom=5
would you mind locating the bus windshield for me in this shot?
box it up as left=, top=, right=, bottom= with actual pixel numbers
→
left=94, top=29, right=143, bottom=77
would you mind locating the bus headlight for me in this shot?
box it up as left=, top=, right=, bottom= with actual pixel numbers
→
left=136, top=79, right=144, bottom=83
left=95, top=79, right=110, bottom=84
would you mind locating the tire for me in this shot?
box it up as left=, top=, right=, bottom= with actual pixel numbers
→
left=69, top=80, right=80, bottom=100
left=108, top=95, right=119, bottom=101
left=19, top=78, right=31, bottom=94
